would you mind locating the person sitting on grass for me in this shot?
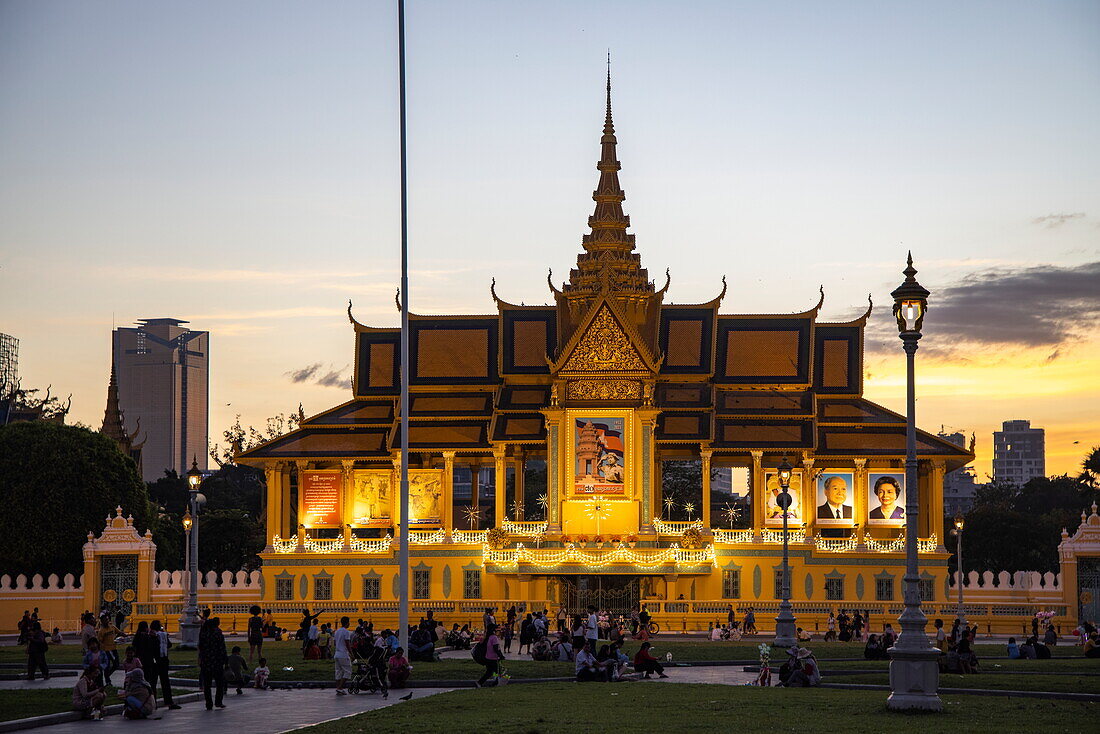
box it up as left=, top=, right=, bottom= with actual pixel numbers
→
left=575, top=641, right=604, bottom=682
left=1007, top=637, right=1021, bottom=659
left=1029, top=635, right=1051, bottom=660
left=253, top=657, right=271, bottom=689
left=1019, top=637, right=1037, bottom=660
left=632, top=641, right=668, bottom=679
left=1083, top=632, right=1100, bottom=658
left=408, top=623, right=435, bottom=662
left=388, top=647, right=411, bottom=689
left=709, top=625, right=723, bottom=641
left=782, top=648, right=821, bottom=687
left=863, top=634, right=887, bottom=660
left=51, top=627, right=64, bottom=645
left=120, top=668, right=156, bottom=719
left=797, top=627, right=812, bottom=642
left=553, top=634, right=574, bottom=662
left=72, top=666, right=107, bottom=720
left=225, top=646, right=250, bottom=694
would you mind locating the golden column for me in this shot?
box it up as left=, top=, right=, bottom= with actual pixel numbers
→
left=442, top=451, right=456, bottom=533
left=801, top=453, right=815, bottom=535
left=930, top=460, right=946, bottom=549
left=853, top=458, right=868, bottom=547
left=494, top=447, right=507, bottom=528
left=700, top=448, right=713, bottom=530
left=280, top=461, right=292, bottom=539
left=263, top=461, right=282, bottom=550
left=542, top=408, right=566, bottom=532
left=294, top=460, right=309, bottom=551
left=341, top=460, right=355, bottom=550
left=514, top=449, right=526, bottom=521
left=751, top=451, right=764, bottom=537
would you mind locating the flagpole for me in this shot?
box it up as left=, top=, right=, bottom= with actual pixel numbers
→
left=397, top=0, right=411, bottom=654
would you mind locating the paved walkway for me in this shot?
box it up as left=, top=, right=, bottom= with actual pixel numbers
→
left=26, top=687, right=453, bottom=734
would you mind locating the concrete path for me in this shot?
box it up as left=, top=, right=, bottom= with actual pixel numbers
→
left=21, top=687, right=453, bottom=734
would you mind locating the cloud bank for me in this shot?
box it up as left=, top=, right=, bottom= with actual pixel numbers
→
left=286, top=363, right=352, bottom=389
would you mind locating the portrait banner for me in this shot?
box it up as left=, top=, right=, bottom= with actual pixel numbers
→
left=408, top=469, right=443, bottom=525
left=867, top=472, right=906, bottom=527
left=302, top=471, right=342, bottom=527
left=763, top=469, right=803, bottom=527
left=815, top=471, right=856, bottom=526
left=351, top=470, right=392, bottom=527
left=573, top=417, right=627, bottom=494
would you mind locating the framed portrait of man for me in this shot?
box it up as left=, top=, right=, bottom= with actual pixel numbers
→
left=815, top=471, right=855, bottom=526
left=763, top=469, right=802, bottom=527
left=867, top=473, right=906, bottom=527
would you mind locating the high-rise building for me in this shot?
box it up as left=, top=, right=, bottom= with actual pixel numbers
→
left=112, top=319, right=208, bottom=482
left=993, top=419, right=1045, bottom=486
left=939, top=429, right=979, bottom=514
left=0, top=332, right=17, bottom=395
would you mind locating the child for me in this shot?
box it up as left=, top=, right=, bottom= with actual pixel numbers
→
left=226, top=646, right=250, bottom=695
left=51, top=627, right=64, bottom=645
left=121, top=646, right=143, bottom=675
left=317, top=625, right=332, bottom=660
left=82, top=638, right=108, bottom=687
left=502, top=622, right=514, bottom=653
left=253, top=657, right=270, bottom=689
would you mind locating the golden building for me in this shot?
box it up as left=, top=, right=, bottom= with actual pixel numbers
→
left=238, top=76, right=974, bottom=630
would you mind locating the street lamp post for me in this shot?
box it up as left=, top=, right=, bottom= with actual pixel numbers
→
left=954, top=513, right=966, bottom=627
left=773, top=456, right=797, bottom=648
left=886, top=253, right=942, bottom=711
left=179, top=458, right=204, bottom=649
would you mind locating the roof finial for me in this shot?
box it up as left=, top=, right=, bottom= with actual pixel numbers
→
left=604, top=51, right=614, bottom=136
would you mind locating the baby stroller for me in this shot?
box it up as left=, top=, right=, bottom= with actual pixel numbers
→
left=348, top=646, right=389, bottom=698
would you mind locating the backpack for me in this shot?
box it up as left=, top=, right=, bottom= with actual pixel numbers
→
left=472, top=638, right=488, bottom=665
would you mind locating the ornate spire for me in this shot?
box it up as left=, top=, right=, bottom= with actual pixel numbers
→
left=565, top=58, right=652, bottom=296
left=100, top=363, right=128, bottom=443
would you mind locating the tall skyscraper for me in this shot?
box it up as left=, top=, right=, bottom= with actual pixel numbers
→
left=112, top=318, right=208, bottom=482
left=0, top=332, right=17, bottom=395
left=939, top=429, right=979, bottom=514
left=993, top=419, right=1045, bottom=486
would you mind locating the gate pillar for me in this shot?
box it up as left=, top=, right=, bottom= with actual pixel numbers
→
left=82, top=507, right=157, bottom=621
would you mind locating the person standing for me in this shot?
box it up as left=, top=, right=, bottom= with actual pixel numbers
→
left=247, top=605, right=264, bottom=661
left=475, top=622, right=504, bottom=688
left=132, top=621, right=158, bottom=685
left=333, top=616, right=353, bottom=696
left=26, top=621, right=49, bottom=681
left=149, top=620, right=180, bottom=709
left=80, top=613, right=98, bottom=652
left=743, top=607, right=757, bottom=636
left=585, top=606, right=599, bottom=651
left=96, top=616, right=121, bottom=685
left=198, top=617, right=228, bottom=710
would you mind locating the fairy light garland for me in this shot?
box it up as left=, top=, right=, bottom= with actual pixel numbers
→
left=712, top=529, right=755, bottom=544
left=652, top=518, right=703, bottom=534
left=484, top=541, right=715, bottom=570
left=813, top=533, right=859, bottom=553
left=502, top=520, right=549, bottom=535
left=408, top=529, right=446, bottom=544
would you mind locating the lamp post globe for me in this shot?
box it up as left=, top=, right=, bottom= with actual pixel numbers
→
left=954, top=513, right=966, bottom=626
left=773, top=455, right=797, bottom=649
left=179, top=457, right=204, bottom=649
left=886, top=254, right=942, bottom=711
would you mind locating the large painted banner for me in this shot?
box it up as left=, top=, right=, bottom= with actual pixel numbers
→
left=815, top=471, right=856, bottom=527
left=867, top=472, right=906, bottom=527
left=574, top=417, right=626, bottom=494
left=302, top=471, right=342, bottom=527
left=408, top=470, right=443, bottom=525
left=763, top=469, right=803, bottom=527
left=351, top=470, right=392, bottom=527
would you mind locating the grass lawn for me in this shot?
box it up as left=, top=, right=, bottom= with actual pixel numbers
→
left=822, top=657, right=1099, bottom=673
left=836, top=671, right=1100, bottom=694
left=0, top=686, right=116, bottom=722
left=296, top=682, right=1096, bottom=734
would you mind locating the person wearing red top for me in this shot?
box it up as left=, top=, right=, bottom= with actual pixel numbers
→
left=632, top=642, right=668, bottom=679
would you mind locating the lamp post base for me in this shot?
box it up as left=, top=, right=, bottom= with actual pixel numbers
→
left=886, top=646, right=943, bottom=711
left=773, top=604, right=798, bottom=649
left=178, top=611, right=201, bottom=650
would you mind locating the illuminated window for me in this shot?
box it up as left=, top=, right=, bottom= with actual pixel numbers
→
left=722, top=570, right=741, bottom=599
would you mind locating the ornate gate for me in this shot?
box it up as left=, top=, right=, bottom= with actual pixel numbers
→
left=99, top=554, right=138, bottom=619
left=558, top=576, right=639, bottom=616
left=1078, top=557, right=1100, bottom=627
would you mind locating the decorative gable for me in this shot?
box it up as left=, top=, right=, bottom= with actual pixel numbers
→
left=557, top=304, right=649, bottom=373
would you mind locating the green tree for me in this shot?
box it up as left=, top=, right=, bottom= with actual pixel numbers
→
left=0, top=422, right=152, bottom=576
left=196, top=509, right=265, bottom=572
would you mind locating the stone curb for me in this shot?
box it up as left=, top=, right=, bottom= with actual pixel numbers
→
left=817, top=682, right=1100, bottom=702
left=0, top=692, right=205, bottom=732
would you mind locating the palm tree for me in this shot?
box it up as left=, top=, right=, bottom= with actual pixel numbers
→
left=1079, top=446, right=1100, bottom=488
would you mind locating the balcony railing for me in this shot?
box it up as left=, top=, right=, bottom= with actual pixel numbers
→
left=271, top=534, right=392, bottom=554
left=502, top=520, right=549, bottom=535
left=760, top=528, right=807, bottom=544
left=451, top=529, right=488, bottom=544
left=485, top=541, right=715, bottom=570
left=652, top=518, right=704, bottom=534
left=712, top=529, right=755, bottom=544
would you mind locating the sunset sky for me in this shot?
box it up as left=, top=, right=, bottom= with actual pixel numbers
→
left=1, top=1, right=1098, bottom=478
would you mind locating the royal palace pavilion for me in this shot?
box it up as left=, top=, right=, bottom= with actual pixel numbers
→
left=234, top=75, right=976, bottom=631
